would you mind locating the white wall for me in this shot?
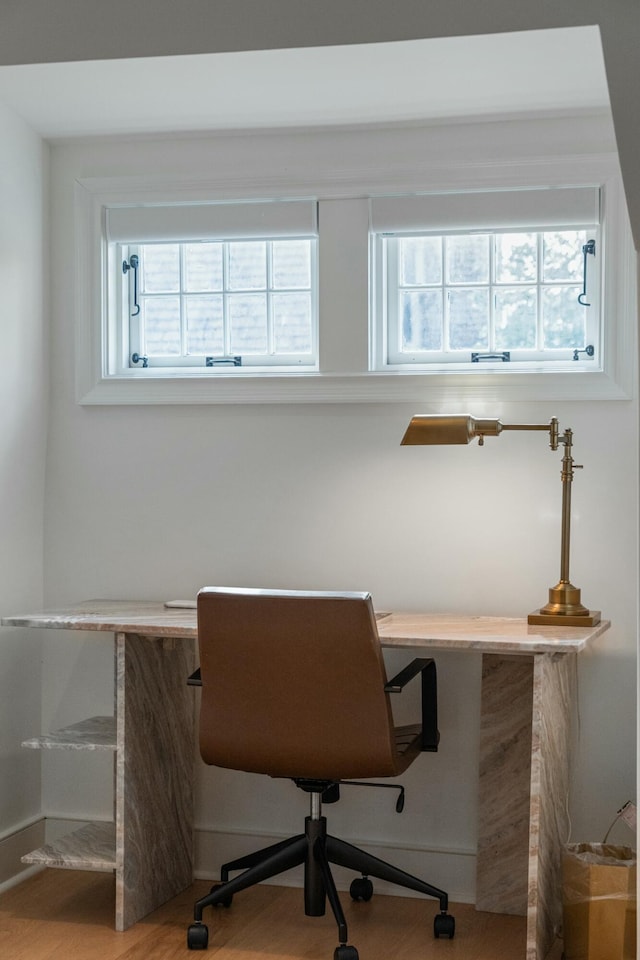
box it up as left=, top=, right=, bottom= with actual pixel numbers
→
left=40, top=115, right=637, bottom=898
left=0, top=101, right=48, bottom=874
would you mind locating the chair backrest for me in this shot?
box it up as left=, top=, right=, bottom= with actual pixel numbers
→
left=197, top=587, right=400, bottom=780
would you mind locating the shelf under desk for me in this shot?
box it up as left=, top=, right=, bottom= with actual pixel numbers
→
left=2, top=600, right=608, bottom=959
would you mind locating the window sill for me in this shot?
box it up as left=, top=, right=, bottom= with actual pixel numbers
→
left=78, top=367, right=631, bottom=405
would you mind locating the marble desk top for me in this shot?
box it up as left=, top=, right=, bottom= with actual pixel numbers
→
left=2, top=600, right=609, bottom=656
left=2, top=600, right=199, bottom=638
left=376, top=612, right=609, bottom=654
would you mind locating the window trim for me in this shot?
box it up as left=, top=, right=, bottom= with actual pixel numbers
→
left=375, top=225, right=602, bottom=369
left=74, top=157, right=635, bottom=405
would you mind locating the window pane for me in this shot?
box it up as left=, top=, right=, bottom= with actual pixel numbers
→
left=381, top=218, right=600, bottom=368
left=448, top=289, right=489, bottom=349
left=185, top=243, right=223, bottom=292
left=143, top=297, right=181, bottom=355
left=542, top=286, right=585, bottom=348
left=401, top=290, right=442, bottom=351
left=273, top=292, right=312, bottom=353
left=228, top=294, right=268, bottom=353
left=543, top=231, right=585, bottom=281
left=400, top=237, right=442, bottom=286
left=446, top=235, right=489, bottom=284
left=272, top=240, right=311, bottom=289
left=228, top=241, right=267, bottom=290
left=495, top=233, right=537, bottom=283
left=141, top=244, right=180, bottom=293
left=185, top=295, right=224, bottom=355
left=494, top=288, right=537, bottom=349
left=126, top=234, right=317, bottom=369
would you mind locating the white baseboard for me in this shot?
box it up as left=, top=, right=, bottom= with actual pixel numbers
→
left=3, top=819, right=476, bottom=906
left=0, top=818, right=45, bottom=894
left=0, top=817, right=101, bottom=894
left=195, top=828, right=476, bottom=905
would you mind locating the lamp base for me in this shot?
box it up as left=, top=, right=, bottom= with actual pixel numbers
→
left=528, top=609, right=601, bottom=627
left=527, top=580, right=601, bottom=627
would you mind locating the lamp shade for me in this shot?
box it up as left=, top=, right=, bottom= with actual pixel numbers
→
left=401, top=415, right=503, bottom=445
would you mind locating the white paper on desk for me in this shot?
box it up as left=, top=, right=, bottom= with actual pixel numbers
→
left=164, top=600, right=197, bottom=608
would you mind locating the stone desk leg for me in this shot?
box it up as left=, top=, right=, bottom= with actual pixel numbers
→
left=115, top=632, right=196, bottom=931
left=476, top=653, right=576, bottom=960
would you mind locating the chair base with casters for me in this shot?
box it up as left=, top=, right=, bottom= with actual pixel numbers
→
left=187, top=779, right=455, bottom=957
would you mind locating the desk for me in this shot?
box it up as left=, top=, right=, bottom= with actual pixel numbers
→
left=2, top=601, right=609, bottom=959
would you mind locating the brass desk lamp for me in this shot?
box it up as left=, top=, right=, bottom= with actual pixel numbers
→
left=401, top=414, right=600, bottom=627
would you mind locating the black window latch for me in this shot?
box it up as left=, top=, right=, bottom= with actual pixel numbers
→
left=578, top=239, right=596, bottom=306
left=206, top=356, right=242, bottom=367
left=573, top=344, right=595, bottom=361
left=122, top=255, right=140, bottom=317
left=471, top=351, right=510, bottom=363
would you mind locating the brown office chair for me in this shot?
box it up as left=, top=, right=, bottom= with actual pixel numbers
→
left=187, top=587, right=455, bottom=958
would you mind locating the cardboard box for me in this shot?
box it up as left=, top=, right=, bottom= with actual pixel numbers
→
left=563, top=843, right=636, bottom=960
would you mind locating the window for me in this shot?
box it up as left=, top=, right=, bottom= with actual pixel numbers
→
left=107, top=199, right=318, bottom=375
left=74, top=151, right=633, bottom=405
left=123, top=239, right=315, bottom=370
left=370, top=186, right=602, bottom=371
left=381, top=229, right=598, bottom=365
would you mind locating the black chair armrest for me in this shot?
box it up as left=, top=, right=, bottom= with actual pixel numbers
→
left=384, top=657, right=431, bottom=692
left=187, top=667, right=202, bottom=686
left=385, top=657, right=439, bottom=753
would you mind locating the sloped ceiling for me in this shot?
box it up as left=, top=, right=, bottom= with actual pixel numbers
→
left=0, top=28, right=609, bottom=139
left=0, top=1, right=637, bottom=247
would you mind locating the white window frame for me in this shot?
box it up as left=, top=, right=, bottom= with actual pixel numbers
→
left=375, top=224, right=602, bottom=370
left=118, top=237, right=318, bottom=373
left=74, top=154, right=635, bottom=405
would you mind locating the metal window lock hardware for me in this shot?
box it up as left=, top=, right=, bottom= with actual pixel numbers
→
left=471, top=351, right=510, bottom=363
left=578, top=239, right=596, bottom=306
left=122, top=254, right=141, bottom=317
left=131, top=352, right=148, bottom=367
left=206, top=356, right=242, bottom=367
left=573, top=344, right=595, bottom=361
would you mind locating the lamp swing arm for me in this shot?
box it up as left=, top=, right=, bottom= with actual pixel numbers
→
left=470, top=417, right=564, bottom=450
left=502, top=417, right=557, bottom=442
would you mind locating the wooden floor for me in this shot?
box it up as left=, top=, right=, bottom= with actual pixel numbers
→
left=0, top=870, right=564, bottom=960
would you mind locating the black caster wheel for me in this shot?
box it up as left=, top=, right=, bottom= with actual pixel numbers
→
left=334, top=945, right=359, bottom=960
left=434, top=912, right=455, bottom=939
left=209, top=883, right=233, bottom=907
left=349, top=877, right=374, bottom=902
left=187, top=922, right=209, bottom=949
